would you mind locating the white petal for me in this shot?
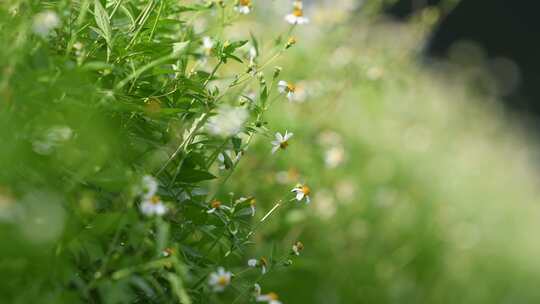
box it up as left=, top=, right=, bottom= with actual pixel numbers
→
left=285, top=14, right=297, bottom=24
left=155, top=204, right=167, bottom=215
left=283, top=132, right=293, bottom=141
left=275, top=132, right=283, bottom=141
left=296, top=192, right=305, bottom=201
left=271, top=145, right=280, bottom=154
left=277, top=81, right=287, bottom=93
left=305, top=196, right=311, bottom=204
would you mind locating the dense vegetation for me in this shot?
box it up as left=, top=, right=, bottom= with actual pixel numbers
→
left=2, top=1, right=540, bottom=303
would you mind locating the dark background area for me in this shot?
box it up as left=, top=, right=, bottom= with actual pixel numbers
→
left=386, top=0, right=540, bottom=119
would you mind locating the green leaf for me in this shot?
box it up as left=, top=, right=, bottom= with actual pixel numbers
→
left=176, top=169, right=216, bottom=183
left=94, top=0, right=112, bottom=47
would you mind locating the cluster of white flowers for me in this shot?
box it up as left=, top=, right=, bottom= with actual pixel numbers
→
left=139, top=175, right=167, bottom=217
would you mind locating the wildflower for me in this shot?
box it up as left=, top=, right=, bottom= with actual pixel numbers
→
left=253, top=283, right=262, bottom=297
left=33, top=10, right=60, bottom=37
left=208, top=267, right=232, bottom=292
left=271, top=131, right=293, bottom=154
left=248, top=258, right=258, bottom=267
left=218, top=150, right=241, bottom=170
left=292, top=241, right=304, bottom=256
left=207, top=200, right=224, bottom=214
left=162, top=247, right=174, bottom=257
left=286, top=37, right=297, bottom=49
left=257, top=292, right=282, bottom=304
left=32, top=125, right=73, bottom=155
left=202, top=36, right=214, bottom=56
left=324, top=146, right=345, bottom=168
left=140, top=195, right=167, bottom=216
left=235, top=0, right=253, bottom=14
left=207, top=105, right=248, bottom=137
left=291, top=184, right=311, bottom=204
left=260, top=257, right=268, bottom=274
left=247, top=257, right=268, bottom=274
left=285, top=1, right=309, bottom=25
left=141, top=175, right=158, bottom=199
left=277, top=80, right=297, bottom=101
left=250, top=198, right=256, bottom=216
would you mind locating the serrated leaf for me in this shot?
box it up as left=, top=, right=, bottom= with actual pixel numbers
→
left=94, top=0, right=112, bottom=45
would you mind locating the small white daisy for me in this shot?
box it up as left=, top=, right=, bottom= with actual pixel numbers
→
left=249, top=199, right=256, bottom=216
left=277, top=80, right=297, bottom=102
left=140, top=195, right=167, bottom=216
left=271, top=131, right=293, bottom=154
left=291, top=184, right=311, bottom=204
left=247, top=258, right=258, bottom=268
left=246, top=257, right=267, bottom=274
left=235, top=0, right=253, bottom=14
left=208, top=267, right=232, bottom=293
left=253, top=283, right=262, bottom=297
left=207, top=200, right=224, bottom=214
left=285, top=1, right=309, bottom=25
left=257, top=292, right=282, bottom=304
left=202, top=36, right=214, bottom=56
left=292, top=241, right=304, bottom=256
left=141, top=175, right=158, bottom=199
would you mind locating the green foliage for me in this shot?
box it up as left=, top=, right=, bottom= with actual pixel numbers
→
left=0, top=0, right=306, bottom=303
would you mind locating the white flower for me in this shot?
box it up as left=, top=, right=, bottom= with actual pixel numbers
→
left=271, top=131, right=293, bottom=154
left=250, top=199, right=256, bottom=216
left=248, top=257, right=268, bottom=274
left=218, top=150, right=241, bottom=170
left=33, top=10, right=60, bottom=37
left=248, top=258, right=258, bottom=267
left=277, top=80, right=297, bottom=102
left=253, top=283, right=262, bottom=297
left=292, top=241, right=304, bottom=256
left=207, top=105, right=249, bottom=137
left=291, top=184, right=311, bottom=204
left=202, top=36, right=214, bottom=55
left=285, top=1, right=309, bottom=25
left=207, top=200, right=224, bottom=214
left=208, top=267, right=232, bottom=292
left=32, top=125, right=73, bottom=155
left=257, top=292, right=282, bottom=304
left=141, top=175, right=158, bottom=199
left=248, top=46, right=258, bottom=65
left=235, top=0, right=252, bottom=14
left=324, top=146, right=345, bottom=168
left=140, top=195, right=167, bottom=216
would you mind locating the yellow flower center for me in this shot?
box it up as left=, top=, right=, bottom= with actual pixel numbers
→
left=217, top=276, right=229, bottom=286
left=239, top=0, right=251, bottom=6
left=267, top=292, right=279, bottom=300
left=293, top=7, right=303, bottom=17
left=211, top=200, right=222, bottom=209
left=150, top=196, right=161, bottom=205
left=301, top=185, right=311, bottom=196
left=287, top=83, right=296, bottom=93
